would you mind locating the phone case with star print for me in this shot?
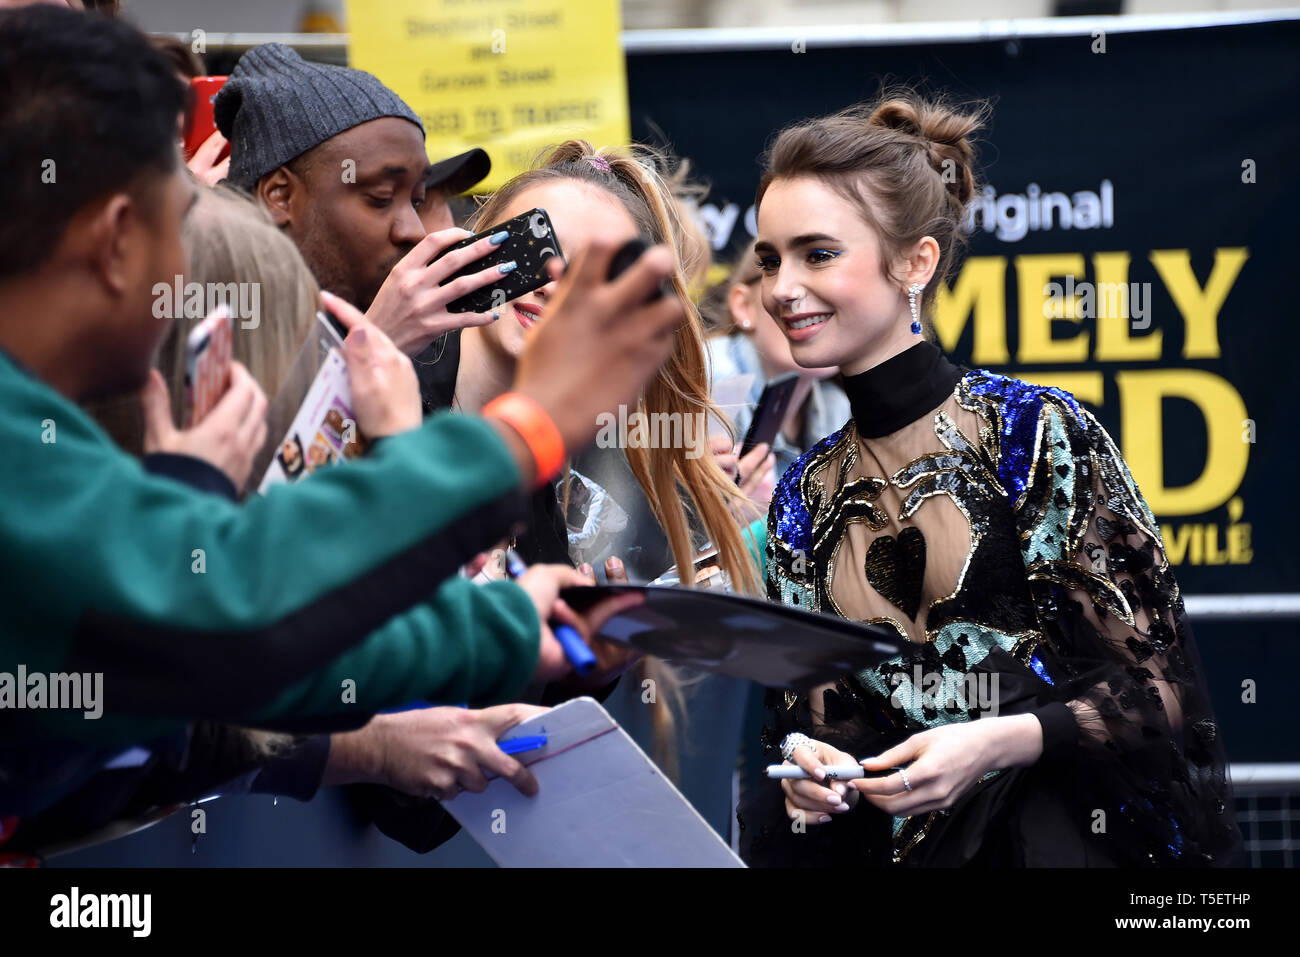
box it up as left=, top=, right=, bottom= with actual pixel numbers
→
left=435, top=207, right=564, bottom=314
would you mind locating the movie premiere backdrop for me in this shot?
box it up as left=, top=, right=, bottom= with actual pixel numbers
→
left=347, top=3, right=1297, bottom=759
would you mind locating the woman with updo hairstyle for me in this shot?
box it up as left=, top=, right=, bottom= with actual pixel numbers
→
left=741, top=90, right=1242, bottom=868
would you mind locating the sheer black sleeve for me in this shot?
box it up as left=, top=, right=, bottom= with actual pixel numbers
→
left=1013, top=399, right=1243, bottom=866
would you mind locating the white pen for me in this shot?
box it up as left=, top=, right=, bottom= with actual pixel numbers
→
left=764, top=764, right=902, bottom=780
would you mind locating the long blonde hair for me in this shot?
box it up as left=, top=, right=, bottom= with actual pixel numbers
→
left=472, top=142, right=763, bottom=777
left=156, top=184, right=320, bottom=424
left=87, top=186, right=320, bottom=762
left=472, top=141, right=762, bottom=598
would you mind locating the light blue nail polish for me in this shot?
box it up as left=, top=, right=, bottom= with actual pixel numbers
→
left=498, top=261, right=517, bottom=274
left=489, top=230, right=509, bottom=245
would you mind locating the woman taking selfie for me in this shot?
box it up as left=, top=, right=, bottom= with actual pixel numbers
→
left=414, top=143, right=763, bottom=819
left=741, top=91, right=1242, bottom=868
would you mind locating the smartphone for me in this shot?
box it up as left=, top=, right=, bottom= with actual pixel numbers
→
left=604, top=235, right=675, bottom=301
left=434, top=207, right=564, bottom=314
left=184, top=305, right=233, bottom=427
left=183, top=76, right=229, bottom=161
left=740, top=372, right=801, bottom=458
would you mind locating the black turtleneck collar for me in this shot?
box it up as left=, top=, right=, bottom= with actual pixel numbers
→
left=842, top=340, right=964, bottom=438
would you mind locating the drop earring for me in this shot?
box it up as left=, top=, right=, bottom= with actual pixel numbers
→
left=908, top=282, right=925, bottom=335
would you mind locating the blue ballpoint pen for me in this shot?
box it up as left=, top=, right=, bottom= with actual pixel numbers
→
left=497, top=734, right=548, bottom=756
left=503, top=548, right=598, bottom=675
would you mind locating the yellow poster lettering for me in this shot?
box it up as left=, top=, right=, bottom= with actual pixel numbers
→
left=1015, top=254, right=1089, bottom=364
left=1161, top=523, right=1197, bottom=566
left=1202, top=524, right=1230, bottom=565
left=1148, top=248, right=1248, bottom=360
left=1093, top=251, right=1162, bottom=361
left=1115, top=369, right=1249, bottom=516
left=933, top=256, right=1009, bottom=365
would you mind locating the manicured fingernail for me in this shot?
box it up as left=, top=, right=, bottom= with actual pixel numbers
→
left=490, top=230, right=509, bottom=245
left=498, top=261, right=517, bottom=274
left=826, top=793, right=840, bottom=805
left=818, top=815, right=831, bottom=824
left=813, top=767, right=826, bottom=780
left=491, top=311, right=500, bottom=321
left=833, top=783, right=846, bottom=796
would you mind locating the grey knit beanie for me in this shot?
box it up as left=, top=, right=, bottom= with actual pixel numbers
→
left=214, top=43, right=423, bottom=192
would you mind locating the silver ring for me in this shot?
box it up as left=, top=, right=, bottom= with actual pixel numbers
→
left=898, top=767, right=912, bottom=792
left=780, top=733, right=818, bottom=762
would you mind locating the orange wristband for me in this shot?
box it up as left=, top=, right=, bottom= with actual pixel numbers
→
left=483, top=392, right=565, bottom=487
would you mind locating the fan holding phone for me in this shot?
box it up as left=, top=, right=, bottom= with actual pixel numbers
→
left=139, top=302, right=269, bottom=495
left=184, top=76, right=232, bottom=187
left=364, top=207, right=565, bottom=356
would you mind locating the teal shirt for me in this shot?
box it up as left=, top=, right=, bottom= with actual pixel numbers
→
left=0, top=347, right=540, bottom=749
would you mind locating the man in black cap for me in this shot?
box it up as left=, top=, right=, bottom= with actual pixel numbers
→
left=417, top=146, right=491, bottom=233
left=216, top=44, right=500, bottom=354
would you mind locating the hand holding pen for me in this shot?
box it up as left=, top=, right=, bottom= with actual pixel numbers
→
left=501, top=550, right=645, bottom=685
left=504, top=549, right=598, bottom=675
left=770, top=734, right=868, bottom=825
left=495, top=559, right=593, bottom=682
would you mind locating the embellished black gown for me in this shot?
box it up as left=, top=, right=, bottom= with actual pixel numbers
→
left=740, top=340, right=1243, bottom=867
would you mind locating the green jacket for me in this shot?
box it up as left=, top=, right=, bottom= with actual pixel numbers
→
left=0, top=347, right=540, bottom=750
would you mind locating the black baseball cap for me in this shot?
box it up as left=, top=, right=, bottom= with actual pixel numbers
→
left=425, top=148, right=490, bottom=195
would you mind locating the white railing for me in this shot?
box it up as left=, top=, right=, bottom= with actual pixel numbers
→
left=159, top=8, right=1300, bottom=57
left=1183, top=594, right=1300, bottom=621
left=1230, top=763, right=1300, bottom=794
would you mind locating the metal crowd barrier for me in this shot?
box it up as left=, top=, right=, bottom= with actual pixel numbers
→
left=1202, top=596, right=1298, bottom=867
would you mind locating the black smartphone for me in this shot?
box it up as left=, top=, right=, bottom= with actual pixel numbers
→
left=740, top=372, right=802, bottom=458
left=604, top=235, right=672, bottom=301
left=434, top=207, right=564, bottom=314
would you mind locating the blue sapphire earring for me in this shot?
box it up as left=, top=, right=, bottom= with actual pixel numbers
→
left=908, top=282, right=925, bottom=335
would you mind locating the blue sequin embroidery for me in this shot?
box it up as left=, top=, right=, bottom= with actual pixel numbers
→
left=1029, top=652, right=1054, bottom=686
left=769, top=423, right=850, bottom=555
left=965, top=371, right=1088, bottom=502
